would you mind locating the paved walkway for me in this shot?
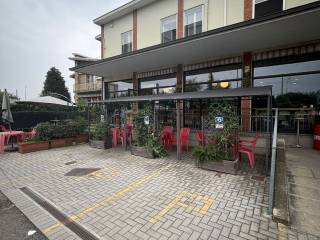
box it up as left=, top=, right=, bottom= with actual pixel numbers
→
left=0, top=145, right=278, bottom=240
left=286, top=148, right=320, bottom=240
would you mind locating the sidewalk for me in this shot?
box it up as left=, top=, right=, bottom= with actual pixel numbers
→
left=286, top=147, right=320, bottom=239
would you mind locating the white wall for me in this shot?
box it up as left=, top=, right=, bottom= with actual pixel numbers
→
left=137, top=0, right=177, bottom=49
left=102, top=0, right=245, bottom=55
left=103, top=13, right=133, bottom=58
left=285, top=0, right=319, bottom=9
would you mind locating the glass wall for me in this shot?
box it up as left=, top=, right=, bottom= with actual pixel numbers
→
left=106, top=79, right=134, bottom=99
left=184, top=67, right=242, bottom=92
left=254, top=60, right=320, bottom=108
left=139, top=76, right=177, bottom=95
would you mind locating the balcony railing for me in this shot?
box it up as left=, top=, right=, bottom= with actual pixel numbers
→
left=74, top=82, right=102, bottom=93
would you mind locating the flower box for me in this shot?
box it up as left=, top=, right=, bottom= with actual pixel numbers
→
left=50, top=139, right=66, bottom=148
left=18, top=141, right=50, bottom=154
left=65, top=138, right=74, bottom=146
left=131, top=146, right=154, bottom=159
left=199, top=158, right=239, bottom=175
left=74, top=134, right=89, bottom=144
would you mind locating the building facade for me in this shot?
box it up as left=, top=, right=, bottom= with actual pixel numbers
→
left=69, top=53, right=102, bottom=103
left=72, top=0, right=320, bottom=137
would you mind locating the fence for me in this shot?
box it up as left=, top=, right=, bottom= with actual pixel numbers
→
left=10, top=111, right=87, bottom=130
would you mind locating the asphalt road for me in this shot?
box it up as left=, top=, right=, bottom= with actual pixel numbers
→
left=0, top=191, right=48, bottom=240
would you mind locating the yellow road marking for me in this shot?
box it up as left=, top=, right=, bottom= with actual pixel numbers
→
left=43, top=164, right=171, bottom=235
left=150, top=191, right=214, bottom=224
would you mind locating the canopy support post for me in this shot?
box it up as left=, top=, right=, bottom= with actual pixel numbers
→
left=176, top=100, right=181, bottom=160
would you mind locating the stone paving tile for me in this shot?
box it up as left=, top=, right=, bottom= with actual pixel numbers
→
left=0, top=145, right=279, bottom=240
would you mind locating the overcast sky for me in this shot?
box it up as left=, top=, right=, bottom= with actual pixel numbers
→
left=0, top=0, right=130, bottom=101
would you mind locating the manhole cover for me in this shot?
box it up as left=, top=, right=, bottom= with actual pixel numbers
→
left=65, top=161, right=77, bottom=165
left=65, top=168, right=101, bottom=177
left=251, top=175, right=265, bottom=181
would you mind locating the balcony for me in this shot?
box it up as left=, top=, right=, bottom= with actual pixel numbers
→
left=74, top=82, right=102, bottom=93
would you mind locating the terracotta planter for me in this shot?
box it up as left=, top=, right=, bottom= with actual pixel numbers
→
left=65, top=138, right=74, bottom=146
left=74, top=134, right=89, bottom=144
left=199, top=158, right=239, bottom=174
left=50, top=139, right=66, bottom=148
left=89, top=139, right=112, bottom=149
left=18, top=141, right=50, bottom=154
left=131, top=146, right=154, bottom=159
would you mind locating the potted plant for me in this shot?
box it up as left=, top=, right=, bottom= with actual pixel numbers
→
left=89, top=122, right=112, bottom=149
left=18, top=122, right=51, bottom=153
left=131, top=104, right=167, bottom=159
left=193, top=101, right=240, bottom=174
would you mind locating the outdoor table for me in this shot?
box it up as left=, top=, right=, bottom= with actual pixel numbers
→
left=0, top=131, right=25, bottom=153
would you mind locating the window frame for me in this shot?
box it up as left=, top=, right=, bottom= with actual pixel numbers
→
left=160, top=14, right=177, bottom=43
left=184, top=5, right=204, bottom=37
left=121, top=30, right=133, bottom=54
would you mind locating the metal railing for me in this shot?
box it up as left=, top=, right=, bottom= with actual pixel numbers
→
left=251, top=113, right=313, bottom=134
left=268, top=108, right=278, bottom=215
left=74, top=82, right=102, bottom=93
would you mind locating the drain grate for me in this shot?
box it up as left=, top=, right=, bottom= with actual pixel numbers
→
left=20, top=187, right=99, bottom=240
left=65, top=161, right=77, bottom=165
left=64, top=168, right=101, bottom=177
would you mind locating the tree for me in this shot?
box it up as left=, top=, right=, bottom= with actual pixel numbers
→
left=41, top=67, right=71, bottom=101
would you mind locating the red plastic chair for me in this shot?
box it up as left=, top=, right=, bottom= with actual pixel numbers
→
left=0, top=134, right=5, bottom=153
left=24, top=128, right=36, bottom=140
left=161, top=126, right=174, bottom=148
left=112, top=128, right=118, bottom=147
left=120, top=125, right=133, bottom=146
left=197, top=130, right=204, bottom=146
left=0, top=125, right=9, bottom=132
left=239, top=136, right=259, bottom=168
left=180, top=128, right=190, bottom=152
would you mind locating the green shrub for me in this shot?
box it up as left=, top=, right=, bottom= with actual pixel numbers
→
left=35, top=122, right=53, bottom=141
left=73, top=117, right=87, bottom=135
left=146, top=135, right=168, bottom=158
left=51, top=123, right=67, bottom=139
left=91, top=122, right=110, bottom=141
left=192, top=144, right=228, bottom=163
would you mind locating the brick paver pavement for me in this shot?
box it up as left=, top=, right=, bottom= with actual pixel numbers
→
left=0, top=145, right=279, bottom=240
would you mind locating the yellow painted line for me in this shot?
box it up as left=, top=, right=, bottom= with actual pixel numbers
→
left=43, top=164, right=171, bottom=235
left=150, top=191, right=214, bottom=224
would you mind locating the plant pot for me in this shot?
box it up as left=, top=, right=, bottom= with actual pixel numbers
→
left=18, top=141, right=50, bottom=154
left=131, top=146, right=154, bottom=159
left=74, top=134, right=89, bottom=144
left=199, top=158, right=239, bottom=174
left=89, top=139, right=112, bottom=149
left=50, top=139, right=66, bottom=148
left=65, top=138, right=74, bottom=146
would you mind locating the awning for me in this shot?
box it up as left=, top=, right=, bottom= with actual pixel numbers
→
left=91, top=86, right=272, bottom=104
left=72, top=2, right=320, bottom=80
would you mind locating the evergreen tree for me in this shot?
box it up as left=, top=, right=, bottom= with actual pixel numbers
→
left=41, top=67, right=71, bottom=101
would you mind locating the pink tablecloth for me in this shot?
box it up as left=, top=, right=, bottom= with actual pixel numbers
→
left=0, top=131, right=25, bottom=153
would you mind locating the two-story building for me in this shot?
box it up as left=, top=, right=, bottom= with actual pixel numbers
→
left=69, top=53, right=102, bottom=103
left=72, top=0, right=320, bottom=141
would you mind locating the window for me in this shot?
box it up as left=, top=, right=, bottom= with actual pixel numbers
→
left=105, top=79, right=134, bottom=99
left=161, top=15, right=177, bottom=43
left=253, top=60, right=320, bottom=106
left=139, top=76, right=177, bottom=95
left=121, top=31, right=132, bottom=54
left=184, top=6, right=202, bottom=37
left=254, top=0, right=283, bottom=18
left=184, top=68, right=242, bottom=92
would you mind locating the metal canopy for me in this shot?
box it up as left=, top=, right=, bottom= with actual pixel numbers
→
left=72, top=2, right=320, bottom=80
left=92, top=86, right=272, bottom=104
